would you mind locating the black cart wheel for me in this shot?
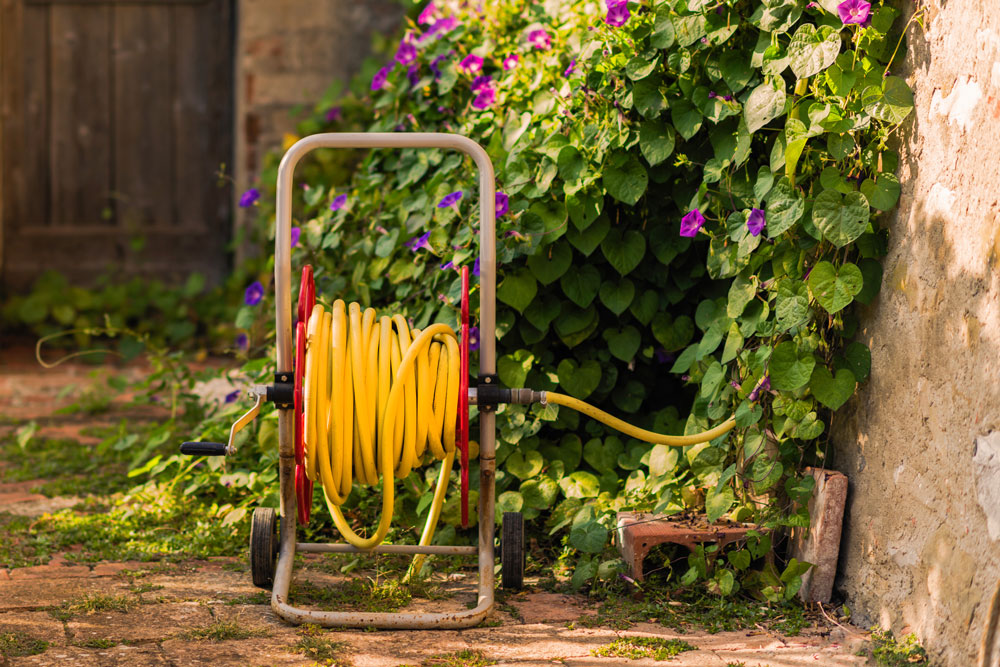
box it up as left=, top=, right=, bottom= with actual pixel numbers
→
left=501, top=511, right=525, bottom=590
left=250, top=507, right=278, bottom=589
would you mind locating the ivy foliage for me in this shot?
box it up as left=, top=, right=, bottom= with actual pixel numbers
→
left=244, top=0, right=911, bottom=592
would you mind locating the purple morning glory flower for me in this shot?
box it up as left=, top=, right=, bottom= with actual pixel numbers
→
left=837, top=0, right=871, bottom=24
left=605, top=0, right=630, bottom=27
left=458, top=54, right=484, bottom=74
left=679, top=209, right=706, bottom=237
left=290, top=227, right=301, bottom=248
left=330, top=194, right=347, bottom=211
left=371, top=65, right=392, bottom=91
left=503, top=54, right=520, bottom=70
left=440, top=261, right=456, bottom=271
left=748, top=375, right=771, bottom=402
left=708, top=91, right=717, bottom=99
left=528, top=29, right=551, bottom=50
left=407, top=64, right=421, bottom=86
left=473, top=257, right=480, bottom=277
left=422, top=16, right=458, bottom=41
left=224, top=389, right=241, bottom=404
left=495, top=192, right=509, bottom=217
left=747, top=208, right=766, bottom=237
left=395, top=38, right=417, bottom=66
left=405, top=232, right=432, bottom=252
left=723, top=94, right=734, bottom=101
left=472, top=85, right=497, bottom=110
left=244, top=281, right=264, bottom=306
left=418, top=2, right=436, bottom=24
left=468, top=326, right=480, bottom=352
left=238, top=188, right=260, bottom=208
left=471, top=76, right=492, bottom=93
left=430, top=52, right=452, bottom=78
left=654, top=348, right=676, bottom=364
left=325, top=106, right=342, bottom=122
left=564, top=59, right=577, bottom=77
left=235, top=333, right=249, bottom=351
left=438, top=191, right=463, bottom=208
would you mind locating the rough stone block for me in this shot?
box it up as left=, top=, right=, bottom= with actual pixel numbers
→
left=791, top=467, right=849, bottom=603
left=616, top=511, right=756, bottom=581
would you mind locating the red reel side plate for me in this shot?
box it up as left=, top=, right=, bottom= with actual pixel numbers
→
left=294, top=266, right=315, bottom=526
left=459, top=266, right=470, bottom=528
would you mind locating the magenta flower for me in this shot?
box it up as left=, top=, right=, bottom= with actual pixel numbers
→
left=430, top=53, right=451, bottom=78
left=503, top=54, right=520, bottom=70
left=371, top=65, right=392, bottom=91
left=244, top=281, right=265, bottom=306
left=468, top=326, right=480, bottom=352
left=325, top=106, right=342, bottom=122
left=471, top=75, right=493, bottom=93
left=405, top=232, right=432, bottom=252
left=564, top=59, right=577, bottom=77
left=837, top=0, right=871, bottom=24
left=440, top=261, right=456, bottom=271
left=495, top=192, right=509, bottom=217
left=528, top=29, right=551, bottom=50
left=458, top=54, right=484, bottom=74
left=422, top=16, right=458, bottom=40
left=747, top=208, right=766, bottom=237
left=473, top=257, right=481, bottom=277
left=330, top=194, right=347, bottom=211
left=418, top=2, right=436, bottom=24
left=235, top=333, right=249, bottom=351
left=605, top=0, right=630, bottom=27
left=224, top=390, right=241, bottom=404
left=290, top=227, right=301, bottom=248
left=238, top=188, right=260, bottom=208
left=438, top=191, right=463, bottom=208
left=395, top=37, right=417, bottom=66
left=407, top=64, right=421, bottom=86
left=679, top=209, right=706, bottom=237
left=472, top=85, right=497, bottom=109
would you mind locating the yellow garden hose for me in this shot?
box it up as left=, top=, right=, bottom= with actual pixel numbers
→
left=301, top=299, right=736, bottom=554
left=544, top=392, right=736, bottom=447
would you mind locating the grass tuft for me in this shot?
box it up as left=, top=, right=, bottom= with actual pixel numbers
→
left=74, top=638, right=119, bottom=649
left=868, top=627, right=928, bottom=665
left=291, top=577, right=414, bottom=613
left=592, top=636, right=696, bottom=661
left=62, top=593, right=137, bottom=615
left=419, top=649, right=496, bottom=667
left=0, top=632, right=48, bottom=658
left=289, top=625, right=352, bottom=666
left=182, top=618, right=269, bottom=642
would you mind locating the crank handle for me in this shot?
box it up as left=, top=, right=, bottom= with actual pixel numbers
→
left=180, top=391, right=265, bottom=457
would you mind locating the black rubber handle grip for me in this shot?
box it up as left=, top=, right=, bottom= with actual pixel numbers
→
left=180, top=441, right=228, bottom=456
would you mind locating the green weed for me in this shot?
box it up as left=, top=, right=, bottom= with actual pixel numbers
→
left=419, top=649, right=496, bottom=667
left=868, top=627, right=929, bottom=666
left=0, top=632, right=48, bottom=657
left=61, top=593, right=137, bottom=615
left=592, top=636, right=696, bottom=661
left=181, top=619, right=269, bottom=642
left=289, top=625, right=352, bottom=666
left=290, top=576, right=415, bottom=613
left=225, top=591, right=271, bottom=606
left=74, top=638, right=119, bottom=649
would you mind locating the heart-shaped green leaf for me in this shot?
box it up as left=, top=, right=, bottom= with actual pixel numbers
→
left=633, top=78, right=667, bottom=118
left=520, top=477, right=559, bottom=510
left=629, top=289, right=659, bottom=325
left=812, top=190, right=870, bottom=248
left=497, top=268, right=537, bottom=313
left=744, top=81, right=787, bottom=133
left=603, top=151, right=648, bottom=205
left=498, top=349, right=534, bottom=388
left=770, top=340, right=816, bottom=391
left=860, top=174, right=901, bottom=211
left=567, top=190, right=603, bottom=230
left=775, top=279, right=810, bottom=330
left=706, top=486, right=735, bottom=524
left=604, top=326, right=641, bottom=362
left=553, top=304, right=599, bottom=347
left=599, top=279, right=636, bottom=315
left=601, top=229, right=646, bottom=275
left=523, top=293, right=561, bottom=332
left=557, top=145, right=586, bottom=182
left=787, top=24, right=840, bottom=79
left=560, top=264, right=601, bottom=307
left=567, top=215, right=610, bottom=256
left=670, top=98, right=703, bottom=139
left=843, top=341, right=871, bottom=382
left=560, top=470, right=601, bottom=498
left=809, top=365, right=856, bottom=410
left=525, top=200, right=569, bottom=242
left=765, top=177, right=805, bottom=237
left=506, top=449, right=544, bottom=480
left=527, top=242, right=573, bottom=285
left=557, top=358, right=602, bottom=399
left=808, top=260, right=863, bottom=314
left=651, top=313, right=695, bottom=352
left=639, top=120, right=676, bottom=166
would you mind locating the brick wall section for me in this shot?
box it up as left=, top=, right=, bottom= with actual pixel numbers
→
left=233, top=0, right=402, bottom=248
left=830, top=1, right=1000, bottom=664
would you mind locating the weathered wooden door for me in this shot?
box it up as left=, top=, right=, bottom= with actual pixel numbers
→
left=0, top=0, right=233, bottom=291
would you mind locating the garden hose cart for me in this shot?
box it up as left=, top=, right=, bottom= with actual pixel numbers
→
left=179, top=132, right=736, bottom=630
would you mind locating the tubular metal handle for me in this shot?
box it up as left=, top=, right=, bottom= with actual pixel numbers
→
left=180, top=442, right=228, bottom=456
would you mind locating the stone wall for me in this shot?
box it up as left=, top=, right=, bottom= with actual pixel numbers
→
left=831, top=1, right=1000, bottom=664
left=233, top=0, right=401, bottom=246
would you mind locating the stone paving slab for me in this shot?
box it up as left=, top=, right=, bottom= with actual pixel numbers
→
left=159, top=636, right=308, bottom=667
left=10, top=644, right=169, bottom=666
left=66, top=602, right=214, bottom=644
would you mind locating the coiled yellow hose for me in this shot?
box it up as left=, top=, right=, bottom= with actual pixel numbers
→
left=302, top=300, right=736, bottom=553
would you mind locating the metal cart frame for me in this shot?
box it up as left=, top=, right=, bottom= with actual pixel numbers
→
left=270, top=133, right=497, bottom=629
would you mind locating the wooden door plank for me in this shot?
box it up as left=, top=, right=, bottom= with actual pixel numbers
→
left=49, top=3, right=112, bottom=226
left=113, top=3, right=174, bottom=228
left=173, top=0, right=231, bottom=240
